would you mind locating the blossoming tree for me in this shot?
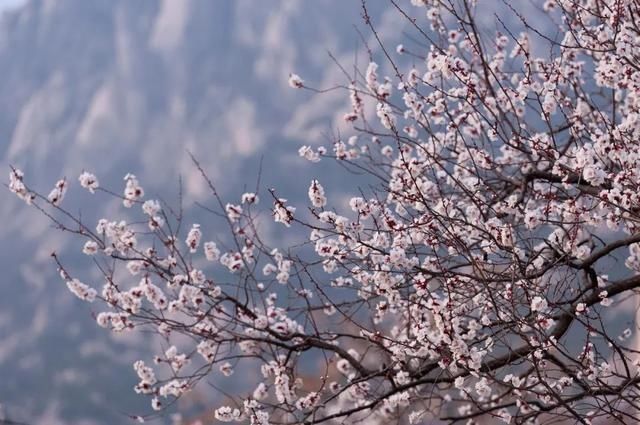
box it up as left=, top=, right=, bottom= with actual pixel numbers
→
left=9, top=0, right=640, bottom=423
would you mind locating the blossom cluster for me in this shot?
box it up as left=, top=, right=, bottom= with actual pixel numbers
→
left=10, top=0, right=640, bottom=424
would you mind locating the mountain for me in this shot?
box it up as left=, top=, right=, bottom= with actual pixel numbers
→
left=0, top=1, right=400, bottom=423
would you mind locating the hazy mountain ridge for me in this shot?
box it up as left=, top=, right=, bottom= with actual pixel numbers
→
left=0, top=1, right=398, bottom=423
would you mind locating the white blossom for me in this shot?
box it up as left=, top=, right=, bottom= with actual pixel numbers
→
left=82, top=240, right=99, bottom=255
left=204, top=241, right=220, bottom=261
left=66, top=278, right=97, bottom=302
left=288, top=73, right=304, bottom=88
left=214, top=406, right=241, bottom=422
left=226, top=203, right=242, bottom=222
left=241, top=192, right=259, bottom=204
left=142, top=200, right=161, bottom=216
left=8, top=168, right=34, bottom=204
left=123, top=174, right=144, bottom=207
left=47, top=179, right=68, bottom=206
left=273, top=198, right=295, bottom=227
left=185, top=224, right=202, bottom=253
left=78, top=171, right=99, bottom=193
left=308, top=180, right=327, bottom=208
left=531, top=296, right=549, bottom=313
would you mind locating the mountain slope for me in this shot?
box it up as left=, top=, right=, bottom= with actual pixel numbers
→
left=0, top=1, right=400, bottom=423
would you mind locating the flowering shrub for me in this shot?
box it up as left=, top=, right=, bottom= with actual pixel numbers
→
left=10, top=0, right=640, bottom=423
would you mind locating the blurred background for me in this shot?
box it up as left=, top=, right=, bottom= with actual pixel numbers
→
left=0, top=0, right=405, bottom=423
left=2, top=1, right=635, bottom=424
